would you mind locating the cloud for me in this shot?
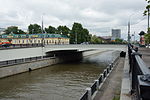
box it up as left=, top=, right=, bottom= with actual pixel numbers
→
left=0, top=0, right=147, bottom=40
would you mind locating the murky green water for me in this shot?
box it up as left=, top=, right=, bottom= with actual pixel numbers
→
left=0, top=50, right=120, bottom=100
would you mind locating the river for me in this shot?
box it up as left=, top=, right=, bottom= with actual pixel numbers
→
left=0, top=50, right=121, bottom=100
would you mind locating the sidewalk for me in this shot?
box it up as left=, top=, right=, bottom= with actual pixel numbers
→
left=138, top=47, right=150, bottom=67
left=94, top=57, right=125, bottom=100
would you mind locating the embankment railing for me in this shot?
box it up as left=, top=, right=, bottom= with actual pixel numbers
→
left=0, top=56, right=54, bottom=68
left=79, top=54, right=120, bottom=100
left=128, top=44, right=150, bottom=100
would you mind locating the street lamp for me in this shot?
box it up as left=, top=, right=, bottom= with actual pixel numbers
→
left=41, top=14, right=45, bottom=47
left=128, top=13, right=136, bottom=43
left=147, top=7, right=150, bottom=33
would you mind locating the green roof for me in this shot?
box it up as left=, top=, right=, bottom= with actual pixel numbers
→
left=0, top=33, right=69, bottom=39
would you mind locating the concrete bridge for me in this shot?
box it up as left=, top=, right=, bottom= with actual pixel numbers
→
left=0, top=44, right=126, bottom=61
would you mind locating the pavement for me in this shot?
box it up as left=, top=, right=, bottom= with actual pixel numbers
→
left=94, top=57, right=125, bottom=100
left=138, top=47, right=150, bottom=67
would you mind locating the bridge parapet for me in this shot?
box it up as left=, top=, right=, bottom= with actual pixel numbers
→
left=128, top=44, right=150, bottom=100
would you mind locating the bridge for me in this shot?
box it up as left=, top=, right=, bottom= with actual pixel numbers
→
left=0, top=44, right=126, bottom=61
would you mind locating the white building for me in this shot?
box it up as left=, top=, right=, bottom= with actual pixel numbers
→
left=111, top=29, right=121, bottom=40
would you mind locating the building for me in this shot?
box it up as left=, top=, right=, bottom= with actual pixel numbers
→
left=0, top=33, right=70, bottom=45
left=111, top=29, right=121, bottom=40
left=98, top=36, right=112, bottom=43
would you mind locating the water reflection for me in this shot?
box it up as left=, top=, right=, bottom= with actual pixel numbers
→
left=0, top=50, right=120, bottom=100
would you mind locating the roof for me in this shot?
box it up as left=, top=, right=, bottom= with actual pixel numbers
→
left=0, top=33, right=69, bottom=39
left=98, top=36, right=112, bottom=40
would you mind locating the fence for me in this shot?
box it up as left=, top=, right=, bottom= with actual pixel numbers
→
left=128, top=44, right=150, bottom=100
left=79, top=54, right=120, bottom=100
left=0, top=56, right=54, bottom=68
left=0, top=44, right=43, bottom=50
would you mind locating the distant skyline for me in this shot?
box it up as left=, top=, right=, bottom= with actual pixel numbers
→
left=0, top=0, right=147, bottom=40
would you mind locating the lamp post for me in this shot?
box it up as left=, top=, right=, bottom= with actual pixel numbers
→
left=128, top=13, right=136, bottom=43
left=41, top=14, right=45, bottom=47
left=41, top=14, right=45, bottom=59
left=147, top=7, right=150, bottom=33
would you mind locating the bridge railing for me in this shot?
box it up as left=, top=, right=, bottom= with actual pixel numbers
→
left=0, top=56, right=53, bottom=68
left=79, top=54, right=120, bottom=100
left=128, top=44, right=150, bottom=100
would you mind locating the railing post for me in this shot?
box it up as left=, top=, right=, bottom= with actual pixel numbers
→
left=100, top=74, right=103, bottom=84
left=131, top=52, right=142, bottom=94
left=109, top=64, right=112, bottom=70
left=111, top=62, right=113, bottom=68
left=86, top=88, right=92, bottom=100
left=138, top=75, right=150, bottom=100
left=107, top=66, right=110, bottom=74
left=94, top=80, right=99, bottom=90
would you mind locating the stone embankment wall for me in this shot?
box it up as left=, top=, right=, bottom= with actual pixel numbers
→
left=0, top=50, right=83, bottom=78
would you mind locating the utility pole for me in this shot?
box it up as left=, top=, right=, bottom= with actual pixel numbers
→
left=41, top=14, right=45, bottom=59
left=148, top=8, right=150, bottom=33
left=128, top=21, right=130, bottom=43
left=41, top=15, right=44, bottom=47
left=134, top=31, right=135, bottom=44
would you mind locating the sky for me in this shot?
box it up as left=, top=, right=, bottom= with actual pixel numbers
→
left=0, top=0, right=148, bottom=40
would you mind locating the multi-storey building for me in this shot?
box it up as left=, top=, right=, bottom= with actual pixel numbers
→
left=111, top=29, right=121, bottom=40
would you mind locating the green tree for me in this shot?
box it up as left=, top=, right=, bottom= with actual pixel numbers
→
left=45, top=26, right=57, bottom=34
left=115, top=38, right=123, bottom=44
left=91, top=35, right=102, bottom=44
left=57, top=25, right=70, bottom=36
left=28, top=24, right=42, bottom=34
left=144, top=33, right=150, bottom=44
left=70, top=22, right=91, bottom=44
left=144, top=0, right=150, bottom=32
left=4, top=26, right=25, bottom=34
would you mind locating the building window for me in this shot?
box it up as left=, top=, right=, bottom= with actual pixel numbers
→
left=38, top=40, right=41, bottom=43
left=22, top=40, right=24, bottom=43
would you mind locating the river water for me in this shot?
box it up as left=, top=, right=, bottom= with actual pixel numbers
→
left=0, top=50, right=121, bottom=100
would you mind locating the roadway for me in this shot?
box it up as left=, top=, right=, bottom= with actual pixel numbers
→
left=0, top=44, right=127, bottom=61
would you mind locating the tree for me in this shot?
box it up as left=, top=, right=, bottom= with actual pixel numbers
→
left=70, top=22, right=91, bottom=44
left=28, top=24, right=42, bottom=34
left=144, top=0, right=150, bottom=33
left=4, top=26, right=25, bottom=34
left=144, top=33, right=150, bottom=44
left=45, top=26, right=57, bottom=34
left=18, top=29, right=26, bottom=34
left=57, top=25, right=70, bottom=36
left=115, top=38, right=123, bottom=44
left=91, top=35, right=102, bottom=44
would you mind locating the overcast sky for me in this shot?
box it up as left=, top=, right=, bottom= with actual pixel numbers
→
left=0, top=0, right=148, bottom=40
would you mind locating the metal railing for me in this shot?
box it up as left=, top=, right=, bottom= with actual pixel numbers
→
left=79, top=55, right=120, bottom=100
left=0, top=56, right=52, bottom=68
left=128, top=44, right=150, bottom=100
left=0, top=44, right=43, bottom=50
